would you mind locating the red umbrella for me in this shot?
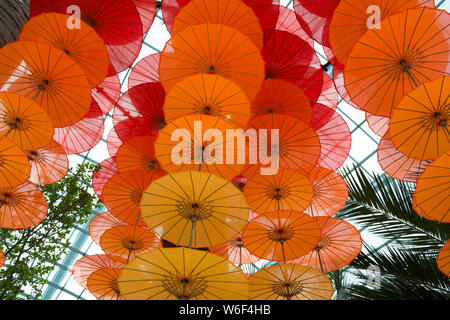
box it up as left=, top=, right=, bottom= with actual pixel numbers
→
left=134, top=0, right=157, bottom=33
left=92, top=75, right=121, bottom=115
left=243, top=0, right=280, bottom=32
left=128, top=53, right=160, bottom=89
left=366, top=113, right=390, bottom=138
left=161, top=0, right=190, bottom=32
left=275, top=6, right=314, bottom=47
left=106, top=118, right=153, bottom=157
left=53, top=100, right=104, bottom=155
left=92, top=157, right=119, bottom=203
left=30, top=0, right=144, bottom=75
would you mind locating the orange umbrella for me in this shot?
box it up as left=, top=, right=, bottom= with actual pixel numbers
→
left=0, top=41, right=92, bottom=127
left=0, top=135, right=31, bottom=189
left=154, top=114, right=246, bottom=180
left=89, top=211, right=127, bottom=246
left=304, top=167, right=348, bottom=217
left=437, top=240, right=450, bottom=276
left=0, top=249, right=4, bottom=268
left=171, top=0, right=263, bottom=49
left=243, top=167, right=314, bottom=213
left=19, top=12, right=109, bottom=88
left=141, top=171, right=250, bottom=248
left=118, top=247, right=249, bottom=300
left=413, top=151, right=449, bottom=223
left=329, top=0, right=435, bottom=65
left=248, top=263, right=334, bottom=300
left=72, top=254, right=124, bottom=297
left=99, top=225, right=161, bottom=264
left=116, top=135, right=166, bottom=174
left=246, top=114, right=321, bottom=175
left=0, top=92, right=54, bottom=150
left=344, top=8, right=449, bottom=117
left=159, top=23, right=265, bottom=100
left=242, top=210, right=321, bottom=263
left=250, top=79, right=312, bottom=123
left=164, top=73, right=251, bottom=127
left=0, top=181, right=47, bottom=229
left=86, top=267, right=124, bottom=300
left=25, top=139, right=69, bottom=185
left=378, top=132, right=431, bottom=182
left=290, top=217, right=362, bottom=273
left=209, top=233, right=260, bottom=266
left=389, top=76, right=450, bottom=161
left=102, top=169, right=165, bottom=225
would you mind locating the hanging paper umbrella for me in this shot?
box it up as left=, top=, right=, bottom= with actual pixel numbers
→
left=171, top=0, right=263, bottom=49
left=72, top=254, right=124, bottom=291
left=159, top=23, right=265, bottom=100
left=275, top=6, right=315, bottom=47
left=413, top=151, right=450, bottom=223
left=290, top=217, right=362, bottom=273
left=209, top=234, right=260, bottom=266
left=161, top=0, right=190, bottom=32
left=134, top=0, right=157, bottom=33
left=107, top=118, right=154, bottom=157
left=86, top=267, right=124, bottom=300
left=366, top=113, right=389, bottom=138
left=116, top=135, right=165, bottom=174
left=19, top=12, right=109, bottom=88
left=0, top=181, right=47, bottom=229
left=141, top=171, right=249, bottom=248
left=113, top=83, right=166, bottom=138
left=309, top=104, right=351, bottom=171
left=0, top=249, right=4, bottom=268
left=99, top=225, right=161, bottom=263
left=329, top=0, right=435, bottom=66
left=248, top=263, right=334, bottom=300
left=243, top=168, right=314, bottom=213
left=378, top=132, right=431, bottom=182
left=128, top=53, right=160, bottom=88
left=304, top=168, right=348, bottom=217
left=262, top=30, right=323, bottom=104
left=250, top=79, right=312, bottom=123
left=89, top=211, right=127, bottom=246
left=242, top=0, right=280, bottom=32
left=30, top=0, right=144, bottom=76
left=246, top=114, right=321, bottom=175
left=315, top=71, right=339, bottom=110
left=437, top=240, right=450, bottom=276
left=0, top=135, right=31, bottom=189
left=0, top=41, right=91, bottom=128
left=102, top=169, right=166, bottom=225
left=389, top=76, right=449, bottom=161
left=154, top=114, right=246, bottom=180
left=344, top=8, right=449, bottom=117
left=25, top=140, right=69, bottom=185
left=0, top=92, right=53, bottom=150
left=164, top=74, right=251, bottom=127
left=53, top=100, right=104, bottom=155
left=92, top=157, right=119, bottom=203
left=118, top=247, right=249, bottom=300
left=242, top=209, right=321, bottom=263
left=92, top=75, right=121, bottom=115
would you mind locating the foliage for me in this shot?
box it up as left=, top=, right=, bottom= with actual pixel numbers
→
left=0, top=162, right=101, bottom=300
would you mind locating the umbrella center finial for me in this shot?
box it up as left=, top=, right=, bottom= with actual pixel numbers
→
left=26, top=150, right=39, bottom=161
left=207, top=65, right=216, bottom=74
left=109, top=280, right=121, bottom=295
left=122, top=238, right=144, bottom=251
left=268, top=226, right=294, bottom=242
left=315, top=236, right=331, bottom=251
left=273, top=280, right=304, bottom=298
left=163, top=273, right=207, bottom=299
left=430, top=110, right=448, bottom=129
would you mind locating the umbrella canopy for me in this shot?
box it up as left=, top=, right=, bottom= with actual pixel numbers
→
left=159, top=23, right=265, bottom=100
left=246, top=114, right=321, bottom=175
left=249, top=263, right=334, bottom=300
left=102, top=169, right=166, bottom=225
left=290, top=217, right=362, bottom=273
left=72, top=254, right=124, bottom=290
left=164, top=73, right=251, bottom=127
left=118, top=247, right=249, bottom=300
left=0, top=41, right=92, bottom=128
left=19, top=12, right=109, bottom=88
left=242, top=0, right=280, bottom=32
left=171, top=0, right=263, bottom=49
left=25, top=140, right=69, bottom=185
left=92, top=157, right=119, bottom=203
left=329, top=0, right=435, bottom=65
left=243, top=167, right=314, bottom=213
left=344, top=8, right=449, bottom=117
left=242, top=209, right=321, bottom=263
left=92, top=74, right=121, bottom=115
left=116, top=135, right=165, bottom=174
left=99, top=225, right=161, bottom=263
left=366, top=113, right=389, bottom=138
left=209, top=233, right=260, bottom=266
left=141, top=170, right=249, bottom=248
left=30, top=0, right=144, bottom=75
left=413, top=151, right=450, bottom=223
left=161, top=0, right=190, bottom=32
left=134, top=0, right=157, bottom=33
left=154, top=114, right=246, bottom=180
left=0, top=92, right=53, bottom=150
left=89, top=211, right=132, bottom=246
left=437, top=240, right=450, bottom=277
left=128, top=53, right=160, bottom=88
left=389, top=76, right=450, bottom=161
left=304, top=168, right=348, bottom=217
left=0, top=135, right=31, bottom=189
left=0, top=181, right=47, bottom=229
left=250, top=79, right=312, bottom=123
left=86, top=267, right=124, bottom=300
